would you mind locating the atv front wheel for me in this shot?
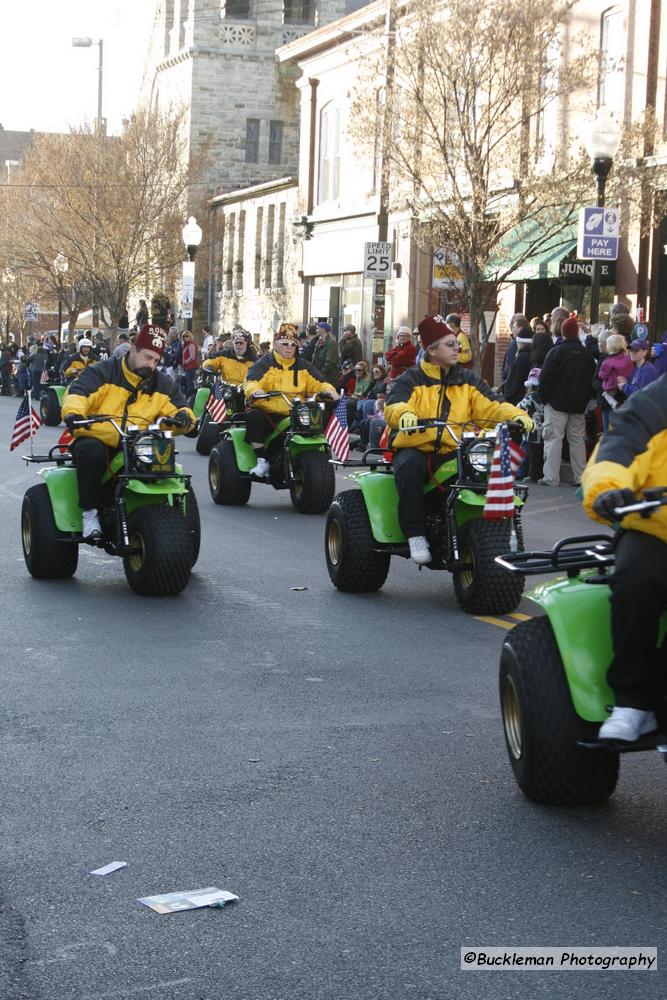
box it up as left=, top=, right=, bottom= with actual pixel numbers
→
left=40, top=388, right=62, bottom=427
left=209, top=441, right=251, bottom=506
left=290, top=450, right=335, bottom=514
left=123, top=506, right=191, bottom=596
left=196, top=411, right=221, bottom=456
left=500, top=617, right=619, bottom=806
left=325, top=490, right=390, bottom=592
left=21, top=484, right=78, bottom=579
left=452, top=518, right=524, bottom=614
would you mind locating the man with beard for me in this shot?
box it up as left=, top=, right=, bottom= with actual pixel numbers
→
left=61, top=324, right=195, bottom=539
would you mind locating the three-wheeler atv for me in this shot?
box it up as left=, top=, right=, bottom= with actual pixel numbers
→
left=195, top=378, right=245, bottom=457
left=324, top=420, right=527, bottom=614
left=497, top=488, right=667, bottom=806
left=208, top=391, right=335, bottom=514
left=21, top=415, right=200, bottom=596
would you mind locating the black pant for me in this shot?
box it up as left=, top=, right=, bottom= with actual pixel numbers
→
left=71, top=437, right=121, bottom=510
left=393, top=448, right=451, bottom=538
left=244, top=409, right=280, bottom=457
left=608, top=530, right=667, bottom=710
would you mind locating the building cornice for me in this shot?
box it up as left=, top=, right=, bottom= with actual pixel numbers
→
left=209, top=176, right=297, bottom=207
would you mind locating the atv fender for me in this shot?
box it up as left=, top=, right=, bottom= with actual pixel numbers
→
left=51, top=385, right=67, bottom=404
left=192, top=387, right=210, bottom=420
left=227, top=426, right=259, bottom=473
left=39, top=466, right=82, bottom=533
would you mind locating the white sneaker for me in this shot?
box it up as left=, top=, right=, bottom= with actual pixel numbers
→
left=82, top=509, right=102, bottom=539
left=598, top=707, right=657, bottom=742
left=249, top=457, right=270, bottom=478
left=408, top=535, right=431, bottom=565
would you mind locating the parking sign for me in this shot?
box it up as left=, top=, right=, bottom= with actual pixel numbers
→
left=364, top=242, right=392, bottom=279
left=23, top=302, right=39, bottom=322
left=577, top=206, right=620, bottom=261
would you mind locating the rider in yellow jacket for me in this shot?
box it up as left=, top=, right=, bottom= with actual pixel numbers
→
left=242, top=323, right=338, bottom=478
left=385, top=314, right=533, bottom=564
left=63, top=338, right=95, bottom=380
left=581, top=373, right=667, bottom=742
left=62, top=325, right=195, bottom=539
left=203, top=330, right=257, bottom=385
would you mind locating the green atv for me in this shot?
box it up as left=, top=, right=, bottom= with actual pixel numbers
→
left=324, top=420, right=527, bottom=614
left=21, top=415, right=200, bottom=596
left=208, top=391, right=335, bottom=514
left=497, top=488, right=667, bottom=806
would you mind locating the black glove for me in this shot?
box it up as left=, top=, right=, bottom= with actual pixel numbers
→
left=63, top=414, right=78, bottom=432
left=172, top=409, right=194, bottom=430
left=593, top=488, right=636, bottom=522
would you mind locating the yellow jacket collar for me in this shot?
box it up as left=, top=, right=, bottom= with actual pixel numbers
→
left=122, top=356, right=142, bottom=387
left=420, top=358, right=446, bottom=380
left=273, top=350, right=296, bottom=369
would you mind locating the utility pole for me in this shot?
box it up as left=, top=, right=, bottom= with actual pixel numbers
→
left=373, top=0, right=397, bottom=352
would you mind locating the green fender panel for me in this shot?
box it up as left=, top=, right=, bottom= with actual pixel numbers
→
left=289, top=434, right=328, bottom=452
left=264, top=416, right=291, bottom=449
left=192, top=387, right=210, bottom=419
left=527, top=577, right=667, bottom=722
left=355, top=473, right=404, bottom=543
left=51, top=385, right=67, bottom=404
left=228, top=426, right=258, bottom=473
left=40, top=467, right=82, bottom=533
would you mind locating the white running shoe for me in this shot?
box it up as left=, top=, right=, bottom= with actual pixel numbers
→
left=598, top=707, right=657, bottom=742
left=82, top=509, right=102, bottom=539
left=249, top=457, right=270, bottom=478
left=408, top=535, right=431, bottom=565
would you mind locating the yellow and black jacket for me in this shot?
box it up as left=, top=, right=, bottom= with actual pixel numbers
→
left=582, top=374, right=667, bottom=543
left=385, top=359, right=525, bottom=453
left=63, top=353, right=95, bottom=380
left=203, top=353, right=254, bottom=385
left=243, top=351, right=335, bottom=416
left=61, top=356, right=195, bottom=448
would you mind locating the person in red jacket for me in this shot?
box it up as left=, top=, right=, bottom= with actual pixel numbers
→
left=181, top=330, right=200, bottom=394
left=385, top=326, right=417, bottom=379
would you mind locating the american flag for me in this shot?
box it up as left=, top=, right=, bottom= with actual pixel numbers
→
left=57, top=427, right=73, bottom=453
left=483, top=423, right=525, bottom=520
left=325, top=395, right=350, bottom=462
left=205, top=380, right=227, bottom=423
left=10, top=394, right=43, bottom=451
left=40, top=370, right=49, bottom=384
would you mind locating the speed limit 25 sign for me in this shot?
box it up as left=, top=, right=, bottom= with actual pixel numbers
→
left=364, top=241, right=392, bottom=279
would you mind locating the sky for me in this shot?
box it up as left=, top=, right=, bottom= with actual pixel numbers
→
left=0, top=0, right=155, bottom=135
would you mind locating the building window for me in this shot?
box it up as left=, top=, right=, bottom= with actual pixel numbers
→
left=318, top=104, right=341, bottom=204
left=599, top=7, right=625, bottom=113
left=269, top=121, right=284, bottom=165
left=255, top=207, right=264, bottom=289
left=265, top=205, right=275, bottom=287
left=283, top=1, right=313, bottom=24
left=225, top=1, right=251, bottom=17
left=245, top=118, right=260, bottom=163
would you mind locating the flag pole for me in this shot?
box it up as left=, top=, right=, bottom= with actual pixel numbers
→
left=27, top=387, right=35, bottom=458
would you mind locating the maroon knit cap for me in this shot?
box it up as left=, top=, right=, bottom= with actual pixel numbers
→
left=135, top=324, right=166, bottom=357
left=418, top=314, right=454, bottom=349
left=561, top=316, right=579, bottom=340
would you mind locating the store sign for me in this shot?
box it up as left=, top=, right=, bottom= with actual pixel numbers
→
left=559, top=259, right=616, bottom=286
left=363, top=241, right=392, bottom=279
left=432, top=247, right=463, bottom=289
left=577, top=206, right=620, bottom=260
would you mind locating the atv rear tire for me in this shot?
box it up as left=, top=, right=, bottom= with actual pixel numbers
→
left=123, top=505, right=191, bottom=596
left=196, top=411, right=220, bottom=456
left=290, top=449, right=335, bottom=514
left=452, top=518, right=524, bottom=614
left=500, top=617, right=619, bottom=806
left=209, top=441, right=251, bottom=506
left=325, top=490, right=390, bottom=592
left=182, top=487, right=201, bottom=567
left=40, top=388, right=62, bottom=427
left=21, top=483, right=78, bottom=579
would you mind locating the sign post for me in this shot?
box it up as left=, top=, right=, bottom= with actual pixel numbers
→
left=577, top=206, right=620, bottom=324
left=364, top=241, right=392, bottom=350
left=181, top=261, right=195, bottom=323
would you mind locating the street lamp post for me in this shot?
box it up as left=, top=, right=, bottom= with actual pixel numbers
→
left=585, top=107, right=621, bottom=324
left=72, top=37, right=104, bottom=133
left=54, top=253, right=68, bottom=340
left=181, top=216, right=203, bottom=334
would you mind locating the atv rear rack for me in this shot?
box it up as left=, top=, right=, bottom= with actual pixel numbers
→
left=496, top=534, right=615, bottom=577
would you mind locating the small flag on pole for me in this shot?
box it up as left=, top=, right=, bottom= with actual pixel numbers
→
left=483, top=423, right=525, bottom=520
left=205, top=380, right=227, bottom=424
left=57, top=427, right=74, bottom=453
left=40, top=370, right=49, bottom=384
left=325, top=395, right=350, bottom=462
left=10, top=394, right=43, bottom=451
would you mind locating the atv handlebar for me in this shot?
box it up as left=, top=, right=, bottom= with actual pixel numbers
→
left=613, top=487, right=667, bottom=518
left=403, top=419, right=524, bottom=441
left=249, top=390, right=334, bottom=406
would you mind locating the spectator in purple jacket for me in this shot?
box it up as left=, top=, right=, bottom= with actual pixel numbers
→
left=618, top=339, right=659, bottom=398
left=598, top=333, right=634, bottom=431
left=651, top=333, right=667, bottom=377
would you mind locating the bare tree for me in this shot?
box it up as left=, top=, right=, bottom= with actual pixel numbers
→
left=351, top=0, right=601, bottom=371
left=2, top=106, right=200, bottom=339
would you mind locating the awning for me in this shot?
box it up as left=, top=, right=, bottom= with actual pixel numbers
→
left=485, top=216, right=577, bottom=282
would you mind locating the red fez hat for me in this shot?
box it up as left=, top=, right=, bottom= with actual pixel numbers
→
left=135, top=324, right=166, bottom=357
left=417, top=314, right=454, bottom=349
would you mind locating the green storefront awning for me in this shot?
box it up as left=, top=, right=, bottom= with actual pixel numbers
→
left=485, top=217, right=577, bottom=282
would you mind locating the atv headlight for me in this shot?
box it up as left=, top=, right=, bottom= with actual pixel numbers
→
left=466, top=441, right=493, bottom=474
left=297, top=404, right=311, bottom=428
left=133, top=435, right=175, bottom=473
left=134, top=436, right=154, bottom=464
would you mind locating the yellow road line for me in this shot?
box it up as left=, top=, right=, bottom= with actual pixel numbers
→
left=474, top=615, right=515, bottom=630
left=507, top=612, right=532, bottom=621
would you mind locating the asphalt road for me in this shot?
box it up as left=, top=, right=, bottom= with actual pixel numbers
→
left=0, top=394, right=665, bottom=1000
